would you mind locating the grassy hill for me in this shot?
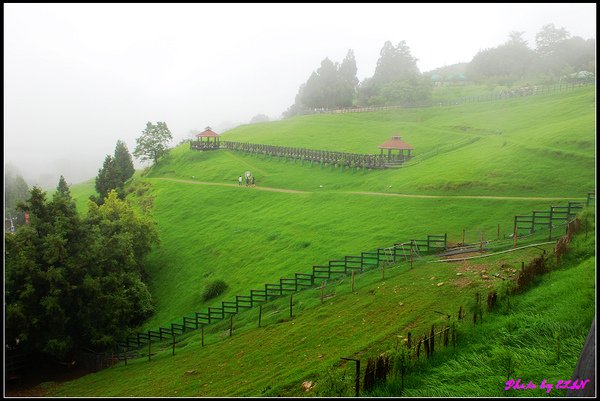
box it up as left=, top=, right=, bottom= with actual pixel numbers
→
left=48, top=85, right=595, bottom=396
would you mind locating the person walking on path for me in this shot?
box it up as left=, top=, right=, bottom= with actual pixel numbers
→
left=245, top=175, right=250, bottom=186
left=251, top=176, right=255, bottom=186
left=238, top=176, right=242, bottom=186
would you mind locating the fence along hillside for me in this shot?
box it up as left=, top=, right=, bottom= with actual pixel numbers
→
left=103, top=192, right=594, bottom=368
left=114, top=233, right=448, bottom=358
left=191, top=140, right=401, bottom=169
left=299, top=81, right=594, bottom=116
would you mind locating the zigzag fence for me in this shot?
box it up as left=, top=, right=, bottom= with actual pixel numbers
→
left=114, top=233, right=447, bottom=360
left=111, top=192, right=594, bottom=366
left=192, top=140, right=399, bottom=169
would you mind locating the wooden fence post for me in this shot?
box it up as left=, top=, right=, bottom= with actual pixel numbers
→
left=407, top=332, right=412, bottom=349
left=258, top=305, right=262, bottom=328
left=351, top=270, right=355, bottom=292
left=452, top=322, right=456, bottom=353
left=172, top=334, right=176, bottom=355
left=229, top=314, right=233, bottom=337
left=430, top=325, right=435, bottom=357
left=497, top=224, right=500, bottom=240
left=201, top=325, right=205, bottom=347
left=480, top=231, right=484, bottom=252
left=289, top=294, right=293, bottom=319
left=321, top=281, right=325, bottom=304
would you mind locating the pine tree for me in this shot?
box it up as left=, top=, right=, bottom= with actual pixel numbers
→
left=113, top=140, right=135, bottom=184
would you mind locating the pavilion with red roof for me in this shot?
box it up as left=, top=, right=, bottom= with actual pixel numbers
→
left=193, top=126, right=221, bottom=149
left=378, top=135, right=414, bottom=162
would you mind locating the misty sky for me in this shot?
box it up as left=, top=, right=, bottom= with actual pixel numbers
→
left=4, top=3, right=596, bottom=187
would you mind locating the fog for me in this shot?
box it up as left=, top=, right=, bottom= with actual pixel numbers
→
left=4, top=3, right=596, bottom=188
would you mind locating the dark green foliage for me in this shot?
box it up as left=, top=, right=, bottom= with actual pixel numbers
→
left=5, top=183, right=158, bottom=360
left=202, top=279, right=229, bottom=302
left=113, top=140, right=135, bottom=184
left=94, top=155, right=123, bottom=204
left=94, top=140, right=136, bottom=205
left=133, top=121, right=173, bottom=165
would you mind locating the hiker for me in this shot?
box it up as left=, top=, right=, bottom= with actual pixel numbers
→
left=251, top=176, right=255, bottom=186
left=238, top=176, right=242, bottom=186
left=245, top=175, right=250, bottom=186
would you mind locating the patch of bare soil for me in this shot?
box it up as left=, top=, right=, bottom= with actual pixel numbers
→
left=452, top=276, right=473, bottom=289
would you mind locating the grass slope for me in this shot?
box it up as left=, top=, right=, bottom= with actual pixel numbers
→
left=48, top=224, right=594, bottom=396
left=54, top=86, right=595, bottom=396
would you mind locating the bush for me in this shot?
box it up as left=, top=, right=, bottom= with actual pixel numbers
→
left=202, top=279, right=229, bottom=302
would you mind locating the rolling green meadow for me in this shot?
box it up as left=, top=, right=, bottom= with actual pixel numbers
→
left=53, top=85, right=595, bottom=396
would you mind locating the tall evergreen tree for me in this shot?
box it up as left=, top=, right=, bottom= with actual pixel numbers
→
left=113, top=140, right=135, bottom=184
left=94, top=155, right=122, bottom=205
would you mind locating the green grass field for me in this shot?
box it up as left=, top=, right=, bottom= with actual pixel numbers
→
left=45, top=85, right=595, bottom=396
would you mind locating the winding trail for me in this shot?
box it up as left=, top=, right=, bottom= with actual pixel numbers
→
left=150, top=178, right=583, bottom=201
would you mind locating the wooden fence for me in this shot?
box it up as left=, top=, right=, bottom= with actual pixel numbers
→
left=192, top=140, right=402, bottom=169
left=513, top=200, right=586, bottom=241
left=111, top=193, right=593, bottom=365
left=115, top=233, right=447, bottom=359
left=300, top=82, right=594, bottom=116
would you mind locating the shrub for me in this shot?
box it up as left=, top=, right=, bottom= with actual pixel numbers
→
left=202, top=279, right=229, bottom=302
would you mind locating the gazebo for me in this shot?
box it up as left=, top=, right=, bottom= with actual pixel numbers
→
left=378, top=135, right=414, bottom=163
left=193, top=126, right=220, bottom=150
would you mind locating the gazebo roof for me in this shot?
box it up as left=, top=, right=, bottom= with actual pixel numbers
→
left=378, top=135, right=413, bottom=150
left=196, top=127, right=220, bottom=138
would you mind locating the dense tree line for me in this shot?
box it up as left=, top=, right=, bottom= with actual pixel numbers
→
left=284, top=23, right=594, bottom=117
left=284, top=42, right=431, bottom=116
left=466, top=24, right=594, bottom=84
left=5, top=179, right=158, bottom=360
left=284, top=49, right=360, bottom=116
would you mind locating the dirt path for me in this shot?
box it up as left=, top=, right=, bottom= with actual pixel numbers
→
left=348, top=191, right=584, bottom=201
left=151, top=178, right=581, bottom=201
left=151, top=178, right=309, bottom=194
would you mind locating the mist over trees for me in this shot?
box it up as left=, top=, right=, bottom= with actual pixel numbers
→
left=284, top=49, right=359, bottom=117
left=466, top=24, right=595, bottom=84
left=249, top=114, right=270, bottom=124
left=6, top=181, right=158, bottom=360
left=5, top=163, right=30, bottom=229
left=357, top=40, right=432, bottom=106
left=285, top=42, right=431, bottom=116
left=284, top=24, right=594, bottom=117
